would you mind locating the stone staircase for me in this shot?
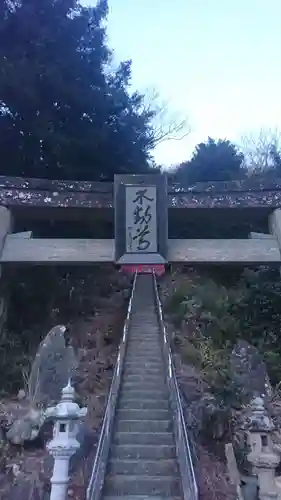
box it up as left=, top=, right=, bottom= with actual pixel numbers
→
left=102, top=273, right=182, bottom=500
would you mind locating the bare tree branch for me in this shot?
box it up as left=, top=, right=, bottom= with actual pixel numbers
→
left=240, top=127, right=281, bottom=175
left=141, top=87, right=190, bottom=147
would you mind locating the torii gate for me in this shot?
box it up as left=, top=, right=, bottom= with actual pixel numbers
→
left=0, top=174, right=281, bottom=268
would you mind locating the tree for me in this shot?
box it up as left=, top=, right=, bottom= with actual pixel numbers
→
left=0, top=0, right=170, bottom=181
left=241, top=128, right=281, bottom=178
left=170, top=137, right=245, bottom=184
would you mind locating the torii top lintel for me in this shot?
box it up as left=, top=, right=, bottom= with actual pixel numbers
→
left=0, top=175, right=281, bottom=209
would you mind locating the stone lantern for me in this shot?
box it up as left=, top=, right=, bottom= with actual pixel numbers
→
left=246, top=396, right=280, bottom=500
left=46, top=381, right=87, bottom=500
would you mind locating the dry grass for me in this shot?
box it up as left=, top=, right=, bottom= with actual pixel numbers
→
left=197, top=444, right=237, bottom=500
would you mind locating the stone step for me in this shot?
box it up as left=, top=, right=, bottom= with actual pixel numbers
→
left=130, top=304, right=155, bottom=309
left=129, top=325, right=159, bottom=330
left=129, top=331, right=159, bottom=336
left=121, top=372, right=167, bottom=389
left=125, top=354, right=162, bottom=360
left=124, top=354, right=162, bottom=360
left=131, top=309, right=156, bottom=312
left=128, top=340, right=162, bottom=351
left=126, top=350, right=161, bottom=356
left=108, top=458, right=179, bottom=476
left=131, top=308, right=157, bottom=311
left=128, top=339, right=159, bottom=343
left=122, top=381, right=167, bottom=391
left=129, top=332, right=159, bottom=337
left=126, top=344, right=161, bottom=350
left=118, top=399, right=170, bottom=410
left=123, top=366, right=164, bottom=375
left=120, top=388, right=168, bottom=399
left=128, top=335, right=159, bottom=338
left=129, top=336, right=159, bottom=341
left=124, top=360, right=163, bottom=367
left=120, top=391, right=168, bottom=402
left=125, top=357, right=162, bottom=363
left=123, top=374, right=165, bottom=384
left=130, top=322, right=158, bottom=326
left=122, top=374, right=165, bottom=381
left=130, top=313, right=157, bottom=318
left=130, top=326, right=158, bottom=330
left=111, top=444, right=177, bottom=460
left=123, top=367, right=164, bottom=374
left=128, top=328, right=158, bottom=332
left=133, top=312, right=157, bottom=318
left=113, top=432, right=174, bottom=446
left=122, top=381, right=166, bottom=389
left=104, top=496, right=180, bottom=500
left=131, top=318, right=157, bottom=322
left=116, top=408, right=170, bottom=420
left=127, top=342, right=162, bottom=352
left=115, top=419, right=172, bottom=433
left=103, top=474, right=180, bottom=496
left=130, top=318, right=158, bottom=321
left=130, top=315, right=157, bottom=319
left=125, top=349, right=161, bottom=356
left=128, top=345, right=160, bottom=348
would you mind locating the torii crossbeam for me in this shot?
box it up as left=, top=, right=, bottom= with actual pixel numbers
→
left=0, top=174, right=281, bottom=267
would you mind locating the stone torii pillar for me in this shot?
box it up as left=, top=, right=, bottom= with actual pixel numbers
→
left=0, top=207, right=12, bottom=330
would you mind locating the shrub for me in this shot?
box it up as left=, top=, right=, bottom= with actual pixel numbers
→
left=165, top=267, right=281, bottom=389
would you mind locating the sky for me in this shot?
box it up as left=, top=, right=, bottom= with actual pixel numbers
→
left=84, top=0, right=281, bottom=167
